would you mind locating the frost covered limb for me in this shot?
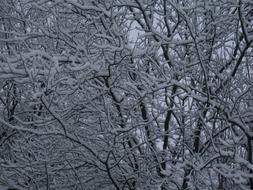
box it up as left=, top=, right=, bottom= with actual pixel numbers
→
left=0, top=0, right=253, bottom=190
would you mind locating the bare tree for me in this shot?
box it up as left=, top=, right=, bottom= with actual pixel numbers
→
left=0, top=0, right=253, bottom=190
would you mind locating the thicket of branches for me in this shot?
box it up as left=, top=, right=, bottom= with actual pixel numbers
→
left=0, top=0, right=253, bottom=189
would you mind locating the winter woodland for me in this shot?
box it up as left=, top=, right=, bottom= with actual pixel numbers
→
left=0, top=0, right=253, bottom=189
